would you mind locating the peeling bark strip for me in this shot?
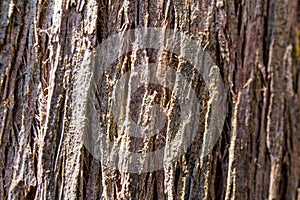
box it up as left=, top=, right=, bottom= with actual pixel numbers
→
left=0, top=0, right=299, bottom=200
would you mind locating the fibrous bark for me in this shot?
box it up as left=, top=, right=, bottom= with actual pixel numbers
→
left=0, top=0, right=299, bottom=199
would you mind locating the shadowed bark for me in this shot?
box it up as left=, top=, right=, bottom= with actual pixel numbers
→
left=0, top=0, right=299, bottom=199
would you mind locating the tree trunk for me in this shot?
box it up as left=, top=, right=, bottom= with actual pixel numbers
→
left=0, top=0, right=299, bottom=199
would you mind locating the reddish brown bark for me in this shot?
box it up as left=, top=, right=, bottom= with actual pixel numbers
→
left=0, top=0, right=299, bottom=199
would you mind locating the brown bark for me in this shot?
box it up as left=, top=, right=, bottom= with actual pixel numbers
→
left=0, top=0, right=299, bottom=199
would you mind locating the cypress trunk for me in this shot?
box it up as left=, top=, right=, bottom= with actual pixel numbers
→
left=0, top=0, right=299, bottom=199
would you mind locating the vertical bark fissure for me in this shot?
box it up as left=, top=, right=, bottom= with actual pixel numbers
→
left=0, top=0, right=299, bottom=199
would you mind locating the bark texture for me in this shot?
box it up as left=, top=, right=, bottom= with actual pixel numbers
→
left=0, top=0, right=299, bottom=199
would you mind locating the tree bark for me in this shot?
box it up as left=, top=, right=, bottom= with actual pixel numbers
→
left=0, top=0, right=299, bottom=199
